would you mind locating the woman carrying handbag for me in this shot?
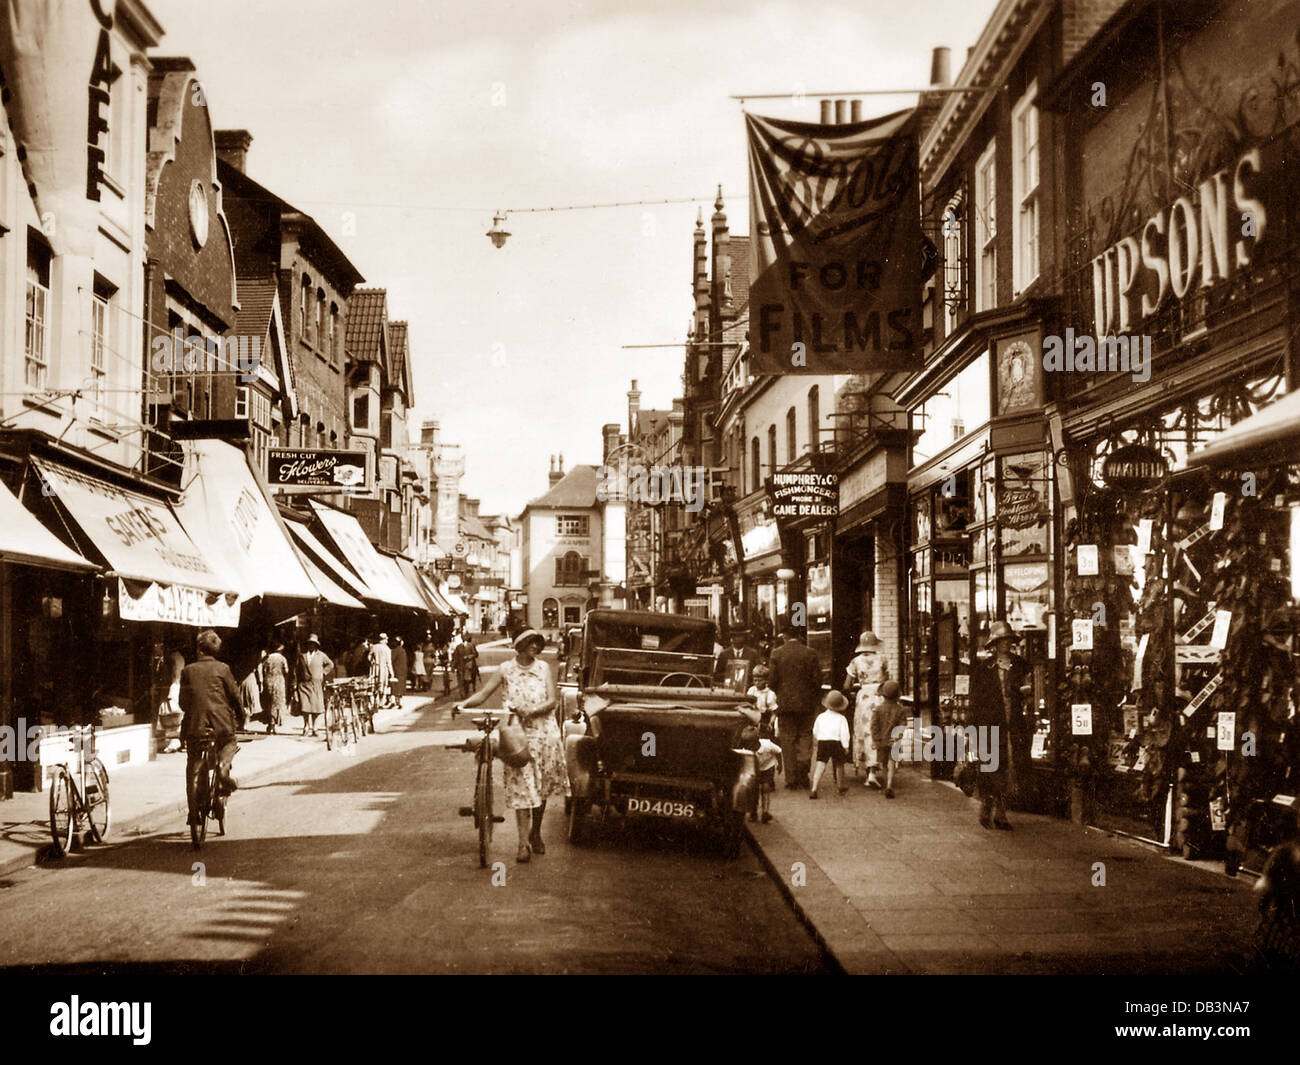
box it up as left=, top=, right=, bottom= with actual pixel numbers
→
left=458, top=629, right=569, bottom=862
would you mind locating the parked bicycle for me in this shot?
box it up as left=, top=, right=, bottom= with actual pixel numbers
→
left=48, top=724, right=110, bottom=858
left=324, top=679, right=362, bottom=751
left=190, top=732, right=231, bottom=851
left=456, top=711, right=505, bottom=868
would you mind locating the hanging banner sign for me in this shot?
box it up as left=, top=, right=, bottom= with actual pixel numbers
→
left=746, top=108, right=924, bottom=375
left=1209, top=492, right=1227, bottom=531
left=1175, top=645, right=1221, bottom=664
left=117, top=579, right=240, bottom=628
left=1177, top=523, right=1214, bottom=551
left=1136, top=518, right=1153, bottom=556
left=1216, top=712, right=1236, bottom=752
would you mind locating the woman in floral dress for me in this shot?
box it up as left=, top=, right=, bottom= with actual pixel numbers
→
left=845, top=631, right=889, bottom=788
left=263, top=641, right=289, bottom=734
left=458, top=629, right=567, bottom=862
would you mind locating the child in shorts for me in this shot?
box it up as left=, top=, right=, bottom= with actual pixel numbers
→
left=871, top=680, right=909, bottom=799
left=752, top=723, right=783, bottom=823
left=810, top=690, right=851, bottom=799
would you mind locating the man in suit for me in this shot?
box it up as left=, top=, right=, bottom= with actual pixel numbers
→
left=180, top=630, right=245, bottom=826
left=968, top=620, right=1033, bottom=830
left=768, top=626, right=823, bottom=788
left=716, top=629, right=762, bottom=690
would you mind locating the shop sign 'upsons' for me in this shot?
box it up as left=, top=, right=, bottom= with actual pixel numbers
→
left=1091, top=148, right=1267, bottom=336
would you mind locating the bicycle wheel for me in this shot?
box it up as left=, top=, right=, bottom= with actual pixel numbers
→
left=48, top=766, right=75, bottom=858
left=192, top=756, right=213, bottom=851
left=346, top=698, right=360, bottom=745
left=475, top=757, right=493, bottom=868
left=84, top=759, right=111, bottom=844
left=324, top=697, right=336, bottom=751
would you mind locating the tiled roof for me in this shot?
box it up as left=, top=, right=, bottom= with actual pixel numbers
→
left=232, top=276, right=277, bottom=339
left=346, top=288, right=387, bottom=364
left=388, top=320, right=412, bottom=400
left=460, top=514, right=495, bottom=541
left=634, top=408, right=670, bottom=441
left=525, top=464, right=600, bottom=509
left=728, top=234, right=752, bottom=314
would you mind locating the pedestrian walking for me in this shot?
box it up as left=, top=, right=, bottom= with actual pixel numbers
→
left=369, top=633, right=395, bottom=708
left=295, top=634, right=334, bottom=737
left=752, top=723, right=782, bottom=823
left=466, top=637, right=481, bottom=687
left=845, top=630, right=889, bottom=788
left=263, top=640, right=289, bottom=734
left=768, top=626, right=822, bottom=788
left=391, top=636, right=408, bottom=705
left=871, top=680, right=908, bottom=799
left=411, top=639, right=427, bottom=691
left=158, top=648, right=186, bottom=753
left=452, top=636, right=472, bottom=696
left=968, top=621, right=1032, bottom=830
left=809, top=691, right=851, bottom=798
left=457, top=629, right=568, bottom=863
left=238, top=656, right=261, bottom=730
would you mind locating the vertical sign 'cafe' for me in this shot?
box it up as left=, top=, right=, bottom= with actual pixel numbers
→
left=747, top=108, right=925, bottom=375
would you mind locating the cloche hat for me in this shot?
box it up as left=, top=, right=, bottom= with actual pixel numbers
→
left=854, top=630, right=883, bottom=653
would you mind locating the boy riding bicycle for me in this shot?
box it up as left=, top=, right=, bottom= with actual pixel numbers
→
left=180, top=630, right=245, bottom=826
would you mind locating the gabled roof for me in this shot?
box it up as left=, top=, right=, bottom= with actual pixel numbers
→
left=634, top=408, right=671, bottom=441
left=234, top=275, right=297, bottom=418
left=524, top=464, right=601, bottom=510
left=388, top=320, right=414, bottom=402
left=459, top=514, right=495, bottom=541
left=346, top=288, right=388, bottom=370
left=217, top=160, right=365, bottom=292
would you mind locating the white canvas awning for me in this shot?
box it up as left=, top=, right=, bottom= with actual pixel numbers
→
left=0, top=479, right=96, bottom=572
left=1179, top=390, right=1300, bottom=470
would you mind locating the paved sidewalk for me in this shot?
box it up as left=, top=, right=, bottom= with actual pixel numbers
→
left=747, top=764, right=1261, bottom=975
left=0, top=692, right=450, bottom=877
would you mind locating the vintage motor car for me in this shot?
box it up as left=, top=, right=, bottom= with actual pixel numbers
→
left=564, top=609, right=759, bottom=857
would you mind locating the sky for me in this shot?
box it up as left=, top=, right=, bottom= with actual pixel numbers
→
left=147, top=0, right=999, bottom=514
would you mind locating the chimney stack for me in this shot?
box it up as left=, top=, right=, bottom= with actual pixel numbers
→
left=420, top=419, right=439, bottom=446
left=930, top=46, right=952, bottom=87
left=602, top=423, right=621, bottom=461
left=215, top=129, right=253, bottom=173
left=549, top=454, right=564, bottom=488
left=628, top=379, right=642, bottom=434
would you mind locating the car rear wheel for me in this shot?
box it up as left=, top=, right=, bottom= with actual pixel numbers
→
left=720, top=810, right=745, bottom=859
left=567, top=798, right=591, bottom=845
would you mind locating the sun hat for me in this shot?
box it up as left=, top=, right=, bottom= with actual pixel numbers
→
left=306, top=633, right=320, bottom=646
left=821, top=690, right=849, bottom=712
left=513, top=628, right=545, bottom=651
left=879, top=679, right=901, bottom=700
left=985, top=621, right=1018, bottom=647
left=854, top=630, right=883, bottom=653
left=752, top=665, right=770, bottom=678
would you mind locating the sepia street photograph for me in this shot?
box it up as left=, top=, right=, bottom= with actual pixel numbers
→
left=0, top=0, right=1294, bottom=1040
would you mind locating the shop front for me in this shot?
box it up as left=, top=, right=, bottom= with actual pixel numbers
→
left=1046, top=0, right=1300, bottom=855
left=904, top=425, right=1058, bottom=795
left=734, top=491, right=787, bottom=640
left=8, top=451, right=241, bottom=785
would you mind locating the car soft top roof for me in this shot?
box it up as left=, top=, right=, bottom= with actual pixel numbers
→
left=583, top=608, right=716, bottom=656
